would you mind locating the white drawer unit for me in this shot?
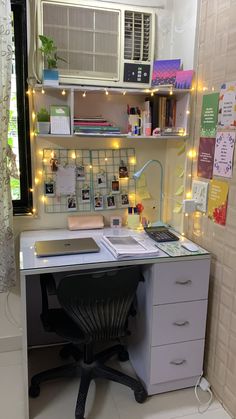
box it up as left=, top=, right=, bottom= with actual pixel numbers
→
left=128, top=256, right=211, bottom=395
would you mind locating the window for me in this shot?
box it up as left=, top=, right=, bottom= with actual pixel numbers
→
left=9, top=0, right=32, bottom=214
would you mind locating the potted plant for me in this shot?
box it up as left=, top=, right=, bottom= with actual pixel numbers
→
left=39, top=34, right=66, bottom=85
left=37, top=107, right=50, bottom=134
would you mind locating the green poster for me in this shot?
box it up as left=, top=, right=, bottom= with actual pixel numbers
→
left=200, top=92, right=219, bottom=137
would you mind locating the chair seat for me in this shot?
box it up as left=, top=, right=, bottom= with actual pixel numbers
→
left=41, top=309, right=84, bottom=342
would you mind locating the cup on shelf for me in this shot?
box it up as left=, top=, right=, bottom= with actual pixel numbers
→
left=144, top=123, right=152, bottom=136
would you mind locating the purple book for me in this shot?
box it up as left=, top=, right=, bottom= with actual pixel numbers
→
left=151, top=59, right=181, bottom=86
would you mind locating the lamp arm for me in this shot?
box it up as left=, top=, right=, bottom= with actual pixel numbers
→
left=133, top=159, right=163, bottom=221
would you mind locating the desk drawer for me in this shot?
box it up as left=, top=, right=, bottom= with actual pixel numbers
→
left=150, top=340, right=204, bottom=384
left=151, top=300, right=208, bottom=346
left=153, top=259, right=210, bottom=305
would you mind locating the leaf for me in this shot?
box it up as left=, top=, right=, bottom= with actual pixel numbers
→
left=175, top=166, right=184, bottom=178
left=177, top=144, right=186, bottom=156
left=173, top=203, right=183, bottom=214
left=174, top=184, right=184, bottom=196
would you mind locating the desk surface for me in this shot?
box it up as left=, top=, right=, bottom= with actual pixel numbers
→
left=20, top=228, right=210, bottom=275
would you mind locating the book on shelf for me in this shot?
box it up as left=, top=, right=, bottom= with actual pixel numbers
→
left=73, top=115, right=121, bottom=134
left=151, top=95, right=176, bottom=130
left=101, top=235, right=159, bottom=259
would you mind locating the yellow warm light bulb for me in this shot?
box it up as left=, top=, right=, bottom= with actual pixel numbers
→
left=38, top=150, right=43, bottom=156
left=38, top=170, right=43, bottom=176
left=89, top=165, right=93, bottom=169
left=211, top=86, right=215, bottom=91
left=169, top=89, right=173, bottom=95
left=41, top=196, right=45, bottom=203
left=32, top=89, right=35, bottom=94
left=113, top=141, right=119, bottom=149
left=181, top=233, right=185, bottom=236
left=123, top=91, right=126, bottom=96
left=186, top=110, right=190, bottom=115
left=32, top=208, right=36, bottom=213
left=43, top=158, right=47, bottom=163
left=35, top=177, right=39, bottom=185
left=105, top=90, right=109, bottom=95
left=185, top=213, right=189, bottom=217
left=29, top=188, right=34, bottom=193
left=26, top=89, right=31, bottom=95
left=71, top=152, right=76, bottom=159
left=188, top=149, right=197, bottom=158
left=129, top=157, right=136, bottom=165
left=32, top=111, right=36, bottom=121
left=61, top=89, right=66, bottom=96
left=105, top=157, right=108, bottom=161
left=82, top=91, right=86, bottom=98
left=41, top=88, right=45, bottom=94
left=186, top=192, right=192, bottom=199
left=188, top=174, right=192, bottom=178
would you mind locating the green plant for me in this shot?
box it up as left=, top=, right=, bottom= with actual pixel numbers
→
left=37, top=107, right=50, bottom=122
left=39, top=34, right=67, bottom=69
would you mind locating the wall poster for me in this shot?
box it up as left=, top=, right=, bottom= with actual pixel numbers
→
left=213, top=131, right=235, bottom=178
left=197, top=137, right=216, bottom=179
left=208, top=179, right=229, bottom=225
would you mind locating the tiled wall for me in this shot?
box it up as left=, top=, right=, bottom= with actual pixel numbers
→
left=187, top=0, right=236, bottom=416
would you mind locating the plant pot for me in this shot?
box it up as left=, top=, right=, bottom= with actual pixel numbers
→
left=43, top=69, right=59, bottom=86
left=37, top=122, right=50, bottom=135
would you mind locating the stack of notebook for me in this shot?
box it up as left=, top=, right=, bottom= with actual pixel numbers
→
left=73, top=116, right=121, bottom=135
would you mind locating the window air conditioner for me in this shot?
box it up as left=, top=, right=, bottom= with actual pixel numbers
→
left=32, top=0, right=155, bottom=88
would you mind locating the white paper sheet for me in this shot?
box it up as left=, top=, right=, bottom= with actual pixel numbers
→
left=56, top=165, right=76, bottom=195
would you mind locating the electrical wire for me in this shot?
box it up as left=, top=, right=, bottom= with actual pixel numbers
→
left=4, top=291, right=21, bottom=329
left=194, top=374, right=213, bottom=414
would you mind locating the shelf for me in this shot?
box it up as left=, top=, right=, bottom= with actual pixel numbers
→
left=33, top=83, right=191, bottom=95
left=37, top=133, right=188, bottom=140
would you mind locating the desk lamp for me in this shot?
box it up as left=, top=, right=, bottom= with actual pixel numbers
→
left=133, top=159, right=164, bottom=226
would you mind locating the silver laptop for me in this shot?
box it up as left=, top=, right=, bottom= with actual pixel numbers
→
left=35, top=237, right=100, bottom=257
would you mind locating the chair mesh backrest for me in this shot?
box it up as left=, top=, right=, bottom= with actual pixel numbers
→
left=57, top=266, right=142, bottom=342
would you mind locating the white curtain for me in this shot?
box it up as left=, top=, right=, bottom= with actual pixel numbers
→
left=0, top=0, right=16, bottom=291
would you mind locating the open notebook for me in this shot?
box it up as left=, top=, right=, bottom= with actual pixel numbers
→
left=35, top=237, right=100, bottom=257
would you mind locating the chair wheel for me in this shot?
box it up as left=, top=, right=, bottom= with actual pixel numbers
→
left=29, top=384, right=40, bottom=398
left=118, top=349, right=129, bottom=362
left=134, top=388, right=148, bottom=403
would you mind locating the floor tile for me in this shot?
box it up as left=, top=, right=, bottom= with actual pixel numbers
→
left=0, top=347, right=232, bottom=419
left=0, top=363, right=25, bottom=419
left=179, top=408, right=232, bottom=419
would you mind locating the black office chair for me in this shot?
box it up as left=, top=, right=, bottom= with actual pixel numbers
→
left=29, top=266, right=147, bottom=419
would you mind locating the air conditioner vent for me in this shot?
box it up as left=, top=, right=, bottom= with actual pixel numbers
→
left=42, top=2, right=120, bottom=80
left=124, top=11, right=151, bottom=62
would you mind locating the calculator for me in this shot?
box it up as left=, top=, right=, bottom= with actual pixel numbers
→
left=144, top=226, right=179, bottom=243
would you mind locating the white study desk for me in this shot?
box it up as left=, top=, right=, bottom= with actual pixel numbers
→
left=20, top=228, right=210, bottom=418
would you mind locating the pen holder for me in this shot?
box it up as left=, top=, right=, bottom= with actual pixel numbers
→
left=127, top=214, right=140, bottom=229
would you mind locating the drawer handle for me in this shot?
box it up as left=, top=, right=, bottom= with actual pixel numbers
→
left=175, top=279, right=192, bottom=285
left=170, top=359, right=186, bottom=366
left=173, top=320, right=189, bottom=327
